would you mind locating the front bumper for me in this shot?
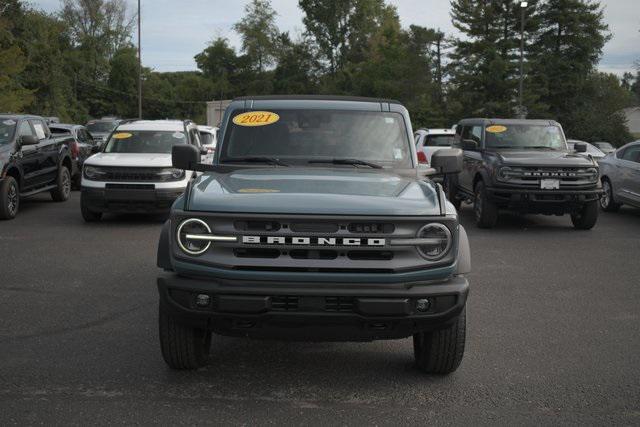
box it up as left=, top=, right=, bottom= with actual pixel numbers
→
left=486, top=185, right=602, bottom=214
left=157, top=272, right=469, bottom=341
left=81, top=186, right=184, bottom=213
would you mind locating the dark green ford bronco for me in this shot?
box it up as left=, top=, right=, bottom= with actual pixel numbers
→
left=156, top=96, right=470, bottom=374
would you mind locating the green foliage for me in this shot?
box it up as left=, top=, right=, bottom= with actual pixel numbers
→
left=233, top=0, right=279, bottom=72
left=0, top=11, right=33, bottom=112
left=560, top=72, right=633, bottom=145
left=2, top=0, right=636, bottom=142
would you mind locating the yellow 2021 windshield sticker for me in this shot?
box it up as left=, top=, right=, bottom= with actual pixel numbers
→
left=113, top=132, right=132, bottom=139
left=233, top=111, right=280, bottom=127
left=486, top=125, right=507, bottom=134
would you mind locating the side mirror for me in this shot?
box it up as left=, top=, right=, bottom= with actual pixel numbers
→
left=574, top=142, right=587, bottom=153
left=172, top=144, right=200, bottom=170
left=461, top=139, right=478, bottom=151
left=91, top=144, right=101, bottom=153
left=20, top=135, right=38, bottom=146
left=431, top=148, right=463, bottom=175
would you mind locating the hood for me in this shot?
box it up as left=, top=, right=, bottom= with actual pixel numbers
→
left=186, top=168, right=441, bottom=216
left=84, top=153, right=172, bottom=168
left=491, top=150, right=596, bottom=167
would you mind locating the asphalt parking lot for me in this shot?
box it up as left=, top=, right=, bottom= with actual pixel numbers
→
left=1, top=192, right=639, bottom=425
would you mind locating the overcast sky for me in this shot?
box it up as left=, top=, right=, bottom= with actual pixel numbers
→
left=34, top=0, right=640, bottom=76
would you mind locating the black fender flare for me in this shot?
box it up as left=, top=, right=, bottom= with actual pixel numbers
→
left=455, top=225, right=471, bottom=275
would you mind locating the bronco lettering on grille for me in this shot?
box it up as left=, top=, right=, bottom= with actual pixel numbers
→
left=242, top=236, right=386, bottom=247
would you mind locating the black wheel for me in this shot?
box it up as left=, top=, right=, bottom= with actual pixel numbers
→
left=80, top=192, right=102, bottom=222
left=414, top=307, right=466, bottom=374
left=443, top=174, right=461, bottom=211
left=599, top=178, right=621, bottom=212
left=474, top=181, right=498, bottom=228
left=0, top=176, right=19, bottom=220
left=571, top=200, right=599, bottom=230
left=159, top=306, right=211, bottom=370
left=50, top=166, right=71, bottom=202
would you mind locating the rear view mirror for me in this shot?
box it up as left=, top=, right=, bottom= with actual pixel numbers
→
left=461, top=139, right=478, bottom=151
left=20, top=135, right=38, bottom=146
left=172, top=144, right=200, bottom=170
left=431, top=148, right=463, bottom=175
left=574, top=142, right=587, bottom=153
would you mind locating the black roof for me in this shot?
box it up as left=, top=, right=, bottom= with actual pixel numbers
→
left=232, top=95, right=403, bottom=104
left=458, top=118, right=559, bottom=126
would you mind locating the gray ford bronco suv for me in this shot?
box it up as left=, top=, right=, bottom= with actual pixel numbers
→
left=445, top=118, right=602, bottom=229
left=157, top=96, right=470, bottom=374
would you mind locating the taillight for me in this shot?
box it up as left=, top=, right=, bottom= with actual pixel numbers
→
left=417, top=150, right=428, bottom=164
left=71, top=141, right=80, bottom=159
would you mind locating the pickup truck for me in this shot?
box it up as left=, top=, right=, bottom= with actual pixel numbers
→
left=156, top=96, right=471, bottom=375
left=0, top=114, right=74, bottom=219
left=445, top=118, right=602, bottom=229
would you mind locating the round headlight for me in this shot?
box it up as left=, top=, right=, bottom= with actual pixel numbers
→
left=176, top=218, right=211, bottom=255
left=83, top=165, right=105, bottom=180
left=416, top=223, right=452, bottom=261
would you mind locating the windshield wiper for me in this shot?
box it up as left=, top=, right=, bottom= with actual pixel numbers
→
left=308, top=158, right=383, bottom=169
left=224, top=156, right=290, bottom=166
left=526, top=146, right=559, bottom=150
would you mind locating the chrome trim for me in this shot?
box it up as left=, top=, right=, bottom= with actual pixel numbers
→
left=177, top=218, right=212, bottom=255
left=390, top=238, right=445, bottom=246
left=415, top=223, right=452, bottom=261
left=184, top=234, right=238, bottom=242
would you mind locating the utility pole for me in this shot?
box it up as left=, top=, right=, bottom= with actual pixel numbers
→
left=518, top=1, right=528, bottom=118
left=137, top=0, right=142, bottom=119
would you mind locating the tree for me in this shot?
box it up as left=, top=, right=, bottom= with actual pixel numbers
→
left=272, top=33, right=319, bottom=94
left=107, top=46, right=138, bottom=117
left=60, top=0, right=135, bottom=81
left=529, top=0, right=610, bottom=123
left=0, top=6, right=33, bottom=112
left=232, top=0, right=279, bottom=73
left=448, top=0, right=543, bottom=118
left=299, top=0, right=392, bottom=74
left=562, top=72, right=633, bottom=145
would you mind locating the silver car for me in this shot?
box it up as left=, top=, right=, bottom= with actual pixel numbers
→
left=598, top=141, right=640, bottom=211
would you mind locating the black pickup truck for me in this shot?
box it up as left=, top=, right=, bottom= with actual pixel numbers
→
left=0, top=114, right=74, bottom=219
left=445, top=118, right=602, bottom=229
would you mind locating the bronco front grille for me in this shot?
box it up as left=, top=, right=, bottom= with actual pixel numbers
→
left=501, top=167, right=596, bottom=186
left=99, top=167, right=175, bottom=182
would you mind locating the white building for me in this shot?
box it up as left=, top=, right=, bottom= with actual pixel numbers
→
left=206, top=99, right=232, bottom=127
left=621, top=106, right=640, bottom=137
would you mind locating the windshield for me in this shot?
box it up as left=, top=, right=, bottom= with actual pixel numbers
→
left=425, top=135, right=455, bottom=147
left=87, top=121, right=118, bottom=134
left=221, top=109, right=412, bottom=167
left=199, top=132, right=215, bottom=146
left=485, top=124, right=567, bottom=150
left=568, top=142, right=604, bottom=156
left=104, top=130, right=186, bottom=153
left=49, top=127, right=71, bottom=135
left=0, top=119, right=17, bottom=145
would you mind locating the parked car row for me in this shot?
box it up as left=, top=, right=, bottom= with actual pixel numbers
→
left=0, top=113, right=219, bottom=220
left=414, top=122, right=639, bottom=229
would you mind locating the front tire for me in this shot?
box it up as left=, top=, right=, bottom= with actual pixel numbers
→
left=50, top=166, right=71, bottom=202
left=0, top=176, right=19, bottom=220
left=474, top=181, right=498, bottom=228
left=159, top=307, right=211, bottom=370
left=571, top=200, right=599, bottom=230
left=414, top=307, right=466, bottom=374
left=599, top=178, right=621, bottom=212
left=443, top=174, right=461, bottom=211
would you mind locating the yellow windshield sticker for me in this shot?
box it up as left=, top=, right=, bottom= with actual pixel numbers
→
left=113, top=132, right=132, bottom=139
left=486, top=125, right=507, bottom=134
left=238, top=188, right=280, bottom=193
left=233, top=111, right=280, bottom=127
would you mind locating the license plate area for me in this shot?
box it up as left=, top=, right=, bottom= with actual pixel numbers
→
left=540, top=179, right=560, bottom=190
